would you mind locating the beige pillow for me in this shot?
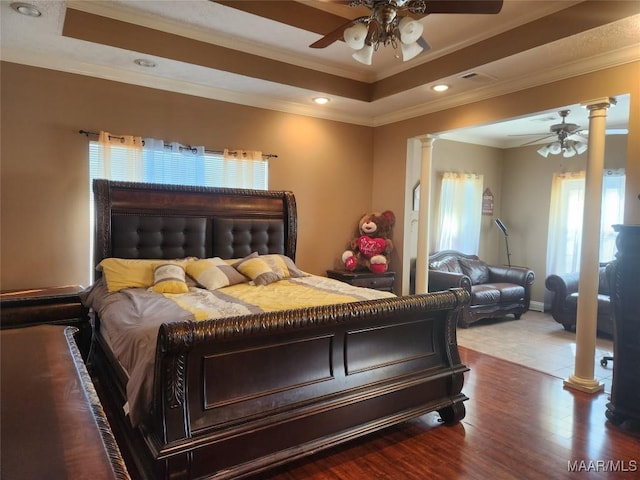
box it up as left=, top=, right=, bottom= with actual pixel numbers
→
left=235, top=254, right=307, bottom=286
left=186, top=257, right=248, bottom=290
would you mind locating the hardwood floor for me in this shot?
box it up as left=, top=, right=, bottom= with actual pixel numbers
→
left=256, top=347, right=639, bottom=480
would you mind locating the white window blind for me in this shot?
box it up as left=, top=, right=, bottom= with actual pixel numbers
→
left=89, top=141, right=268, bottom=189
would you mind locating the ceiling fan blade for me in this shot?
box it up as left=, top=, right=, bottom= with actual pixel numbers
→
left=310, top=17, right=365, bottom=48
left=519, top=134, right=556, bottom=147
left=423, top=0, right=504, bottom=15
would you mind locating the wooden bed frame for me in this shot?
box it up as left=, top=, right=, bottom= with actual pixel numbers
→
left=90, top=180, right=470, bottom=480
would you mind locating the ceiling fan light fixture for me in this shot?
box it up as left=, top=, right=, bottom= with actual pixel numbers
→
left=398, top=17, right=423, bottom=44
left=352, top=43, right=375, bottom=65
left=575, top=141, right=588, bottom=154
left=537, top=145, right=550, bottom=158
left=563, top=146, right=576, bottom=158
left=344, top=23, right=368, bottom=50
left=549, top=141, right=562, bottom=155
left=400, top=40, right=423, bottom=61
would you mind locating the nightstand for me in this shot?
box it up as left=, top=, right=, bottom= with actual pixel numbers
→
left=327, top=269, right=395, bottom=292
left=0, top=285, right=91, bottom=359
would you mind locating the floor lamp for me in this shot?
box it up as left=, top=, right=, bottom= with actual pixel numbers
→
left=495, top=218, right=511, bottom=267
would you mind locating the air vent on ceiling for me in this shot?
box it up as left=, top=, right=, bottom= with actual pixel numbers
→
left=457, top=71, right=496, bottom=83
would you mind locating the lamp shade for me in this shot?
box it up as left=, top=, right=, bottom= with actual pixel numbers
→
left=398, top=17, right=423, bottom=44
left=549, top=142, right=562, bottom=155
left=537, top=145, right=550, bottom=158
left=400, top=41, right=423, bottom=61
left=575, top=141, right=588, bottom=154
left=352, top=43, right=374, bottom=65
left=563, top=144, right=577, bottom=158
left=344, top=23, right=368, bottom=50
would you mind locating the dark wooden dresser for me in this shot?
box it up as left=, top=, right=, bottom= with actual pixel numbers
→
left=0, top=325, right=130, bottom=479
left=327, top=269, right=395, bottom=292
left=0, top=285, right=91, bottom=359
left=606, top=224, right=640, bottom=433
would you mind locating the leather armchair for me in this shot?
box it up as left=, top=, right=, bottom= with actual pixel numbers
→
left=544, top=265, right=613, bottom=336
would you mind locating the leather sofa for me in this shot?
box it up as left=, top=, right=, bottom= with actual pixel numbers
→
left=544, top=264, right=613, bottom=336
left=412, top=250, right=535, bottom=327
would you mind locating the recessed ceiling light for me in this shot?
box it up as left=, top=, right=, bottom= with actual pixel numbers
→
left=11, top=2, right=41, bottom=17
left=313, top=97, right=330, bottom=105
left=134, top=58, right=156, bottom=68
left=432, top=84, right=450, bottom=92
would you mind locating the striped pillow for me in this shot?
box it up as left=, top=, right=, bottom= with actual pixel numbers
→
left=235, top=254, right=307, bottom=286
left=186, top=257, right=248, bottom=290
left=150, top=263, right=189, bottom=294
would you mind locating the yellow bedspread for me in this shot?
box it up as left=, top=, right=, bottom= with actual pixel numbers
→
left=166, top=275, right=396, bottom=321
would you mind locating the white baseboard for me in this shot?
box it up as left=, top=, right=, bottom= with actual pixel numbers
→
left=529, top=301, right=545, bottom=312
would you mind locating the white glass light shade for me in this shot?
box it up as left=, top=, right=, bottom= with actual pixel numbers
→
left=563, top=146, right=576, bottom=158
left=549, top=142, right=562, bottom=155
left=400, top=41, right=423, bottom=61
left=352, top=43, right=374, bottom=65
left=537, top=145, right=550, bottom=158
left=344, top=23, right=368, bottom=50
left=398, top=17, right=423, bottom=44
left=575, top=141, right=588, bottom=154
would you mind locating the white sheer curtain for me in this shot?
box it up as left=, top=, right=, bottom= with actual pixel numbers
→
left=547, top=171, right=586, bottom=275
left=91, top=131, right=143, bottom=181
left=546, top=169, right=625, bottom=275
left=435, top=172, right=484, bottom=254
left=221, top=149, right=266, bottom=189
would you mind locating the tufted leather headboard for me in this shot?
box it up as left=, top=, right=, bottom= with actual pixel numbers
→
left=93, top=180, right=297, bottom=273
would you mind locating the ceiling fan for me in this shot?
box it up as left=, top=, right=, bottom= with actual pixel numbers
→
left=310, top=0, right=504, bottom=65
left=516, top=110, right=589, bottom=158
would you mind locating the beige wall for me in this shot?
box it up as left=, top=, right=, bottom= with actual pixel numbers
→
left=0, top=62, right=374, bottom=290
left=2, top=60, right=639, bottom=298
left=374, top=61, right=640, bottom=296
left=501, top=136, right=627, bottom=305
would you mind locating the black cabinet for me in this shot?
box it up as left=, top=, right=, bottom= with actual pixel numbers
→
left=327, top=269, right=395, bottom=292
left=606, top=225, right=640, bottom=433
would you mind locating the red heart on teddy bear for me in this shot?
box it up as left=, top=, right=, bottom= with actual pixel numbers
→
left=357, top=236, right=386, bottom=258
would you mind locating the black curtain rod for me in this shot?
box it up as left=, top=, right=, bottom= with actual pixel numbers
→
left=78, top=130, right=277, bottom=159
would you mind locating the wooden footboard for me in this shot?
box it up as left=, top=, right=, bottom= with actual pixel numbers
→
left=93, top=289, right=469, bottom=480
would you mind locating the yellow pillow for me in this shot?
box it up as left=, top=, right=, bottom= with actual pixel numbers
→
left=234, top=254, right=307, bottom=286
left=235, top=257, right=281, bottom=286
left=150, top=263, right=189, bottom=294
left=185, top=258, right=248, bottom=290
left=98, top=258, right=193, bottom=292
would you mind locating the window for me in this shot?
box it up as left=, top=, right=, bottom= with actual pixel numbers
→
left=435, top=172, right=484, bottom=254
left=546, top=169, right=625, bottom=275
left=89, top=141, right=268, bottom=189
left=87, top=134, right=268, bottom=278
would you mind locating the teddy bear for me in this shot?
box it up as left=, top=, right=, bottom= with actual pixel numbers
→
left=342, top=210, right=395, bottom=274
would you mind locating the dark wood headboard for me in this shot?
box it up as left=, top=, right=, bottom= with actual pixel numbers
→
left=92, top=180, right=297, bottom=270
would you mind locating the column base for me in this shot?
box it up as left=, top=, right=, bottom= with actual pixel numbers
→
left=563, top=375, right=604, bottom=394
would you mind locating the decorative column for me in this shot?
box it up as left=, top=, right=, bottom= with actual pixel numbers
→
left=414, top=135, right=436, bottom=294
left=564, top=98, right=613, bottom=394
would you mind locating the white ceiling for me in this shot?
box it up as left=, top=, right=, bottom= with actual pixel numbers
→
left=1, top=0, right=638, bottom=146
